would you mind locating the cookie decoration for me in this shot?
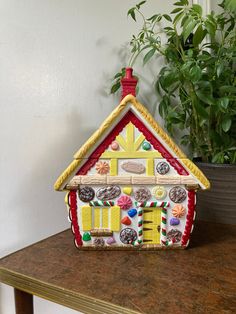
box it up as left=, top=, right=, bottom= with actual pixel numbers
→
left=134, top=188, right=151, bottom=202
left=152, top=186, right=167, bottom=200
left=95, top=161, right=110, bottom=175
left=93, top=238, right=105, bottom=247
left=172, top=204, right=186, bottom=218
left=120, top=228, right=137, bottom=244
left=121, top=161, right=145, bottom=174
left=156, top=161, right=170, bottom=175
left=79, top=187, right=95, bottom=202
left=167, top=229, right=182, bottom=243
left=117, top=195, right=132, bottom=210
left=54, top=67, right=210, bottom=250
left=96, top=186, right=121, bottom=201
left=169, top=186, right=187, bottom=203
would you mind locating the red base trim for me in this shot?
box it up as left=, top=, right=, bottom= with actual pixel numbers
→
left=181, top=190, right=196, bottom=247
left=77, top=110, right=188, bottom=175
left=69, top=191, right=83, bottom=247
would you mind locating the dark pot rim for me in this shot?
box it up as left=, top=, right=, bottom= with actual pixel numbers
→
left=195, top=161, right=236, bottom=168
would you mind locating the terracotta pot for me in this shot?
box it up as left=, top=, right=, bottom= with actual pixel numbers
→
left=196, top=162, right=236, bottom=224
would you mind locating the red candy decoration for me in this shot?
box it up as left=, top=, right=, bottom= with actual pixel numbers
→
left=121, top=216, right=132, bottom=226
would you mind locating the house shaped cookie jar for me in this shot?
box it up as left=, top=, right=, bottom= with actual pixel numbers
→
left=54, top=68, right=210, bottom=250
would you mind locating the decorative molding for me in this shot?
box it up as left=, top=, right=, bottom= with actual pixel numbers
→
left=66, top=175, right=197, bottom=189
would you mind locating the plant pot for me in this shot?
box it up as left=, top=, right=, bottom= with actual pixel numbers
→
left=195, top=162, right=236, bottom=224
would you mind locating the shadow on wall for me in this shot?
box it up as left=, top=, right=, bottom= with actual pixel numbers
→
left=6, top=108, right=97, bottom=253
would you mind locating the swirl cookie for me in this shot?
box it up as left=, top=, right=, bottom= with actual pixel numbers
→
left=169, top=186, right=187, bottom=203
left=96, top=185, right=121, bottom=201
left=78, top=187, right=95, bottom=202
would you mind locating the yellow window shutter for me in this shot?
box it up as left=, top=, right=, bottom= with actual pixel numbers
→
left=81, top=205, right=92, bottom=230
left=94, top=207, right=100, bottom=228
left=102, top=208, right=109, bottom=228
left=110, top=206, right=120, bottom=231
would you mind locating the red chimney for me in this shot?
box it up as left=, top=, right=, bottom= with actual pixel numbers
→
left=121, top=67, right=138, bottom=99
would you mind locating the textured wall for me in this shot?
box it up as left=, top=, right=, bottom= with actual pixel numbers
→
left=0, top=0, right=176, bottom=313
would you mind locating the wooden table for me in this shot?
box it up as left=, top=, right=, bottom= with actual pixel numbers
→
left=0, top=221, right=236, bottom=314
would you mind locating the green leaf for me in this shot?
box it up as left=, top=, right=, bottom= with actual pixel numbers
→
left=163, top=14, right=172, bottom=22
left=127, top=8, right=136, bottom=21
left=192, top=4, right=202, bottom=15
left=189, top=65, right=202, bottom=82
left=193, top=24, right=205, bottom=46
left=220, top=86, right=236, bottom=94
left=143, top=48, right=156, bottom=65
left=217, top=97, right=229, bottom=111
left=173, top=11, right=184, bottom=24
left=216, top=63, right=224, bottom=77
left=222, top=116, right=232, bottom=132
left=204, top=19, right=216, bottom=37
left=196, top=90, right=214, bottom=106
left=183, top=19, right=197, bottom=42
left=194, top=101, right=209, bottom=119
left=171, top=7, right=183, bottom=14
left=110, top=81, right=120, bottom=94
left=136, top=1, right=146, bottom=9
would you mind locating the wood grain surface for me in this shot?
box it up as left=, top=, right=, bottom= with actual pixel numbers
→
left=0, top=221, right=235, bottom=314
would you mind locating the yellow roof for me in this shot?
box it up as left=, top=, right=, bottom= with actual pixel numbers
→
left=54, top=95, right=210, bottom=191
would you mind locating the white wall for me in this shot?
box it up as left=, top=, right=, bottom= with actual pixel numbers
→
left=0, top=1, right=178, bottom=313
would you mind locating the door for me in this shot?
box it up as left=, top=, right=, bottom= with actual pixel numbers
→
left=143, top=208, right=161, bottom=244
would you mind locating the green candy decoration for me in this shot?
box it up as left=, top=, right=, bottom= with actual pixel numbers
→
left=83, top=232, right=91, bottom=241
left=142, top=141, right=151, bottom=151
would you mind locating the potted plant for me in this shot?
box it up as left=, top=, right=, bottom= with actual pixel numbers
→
left=111, top=0, right=236, bottom=223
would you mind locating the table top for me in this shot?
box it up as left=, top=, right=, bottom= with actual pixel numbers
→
left=0, top=221, right=236, bottom=314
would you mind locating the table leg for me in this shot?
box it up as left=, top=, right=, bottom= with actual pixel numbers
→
left=14, top=288, right=34, bottom=314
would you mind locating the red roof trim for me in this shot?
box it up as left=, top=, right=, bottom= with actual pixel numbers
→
left=77, top=110, right=188, bottom=175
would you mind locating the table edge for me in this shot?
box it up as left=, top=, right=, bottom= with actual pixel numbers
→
left=0, top=267, right=141, bottom=314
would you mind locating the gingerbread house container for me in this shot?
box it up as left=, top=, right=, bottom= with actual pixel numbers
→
left=54, top=68, right=210, bottom=250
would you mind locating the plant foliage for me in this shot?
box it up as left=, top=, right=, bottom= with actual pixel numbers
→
left=111, top=0, right=236, bottom=164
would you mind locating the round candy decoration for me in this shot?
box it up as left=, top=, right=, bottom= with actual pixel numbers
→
left=142, top=141, right=151, bottom=151
left=78, top=187, right=95, bottom=202
left=107, top=237, right=116, bottom=245
left=93, top=238, right=105, bottom=247
left=152, top=186, right=167, bottom=200
left=110, top=141, right=119, bottom=151
left=128, top=208, right=137, bottom=218
left=117, top=195, right=132, bottom=210
left=172, top=204, right=186, bottom=218
left=96, top=185, right=121, bottom=201
left=167, top=229, right=182, bottom=243
left=120, top=228, right=137, bottom=244
left=169, top=186, right=187, bottom=203
left=134, top=187, right=151, bottom=202
left=156, top=161, right=170, bottom=175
